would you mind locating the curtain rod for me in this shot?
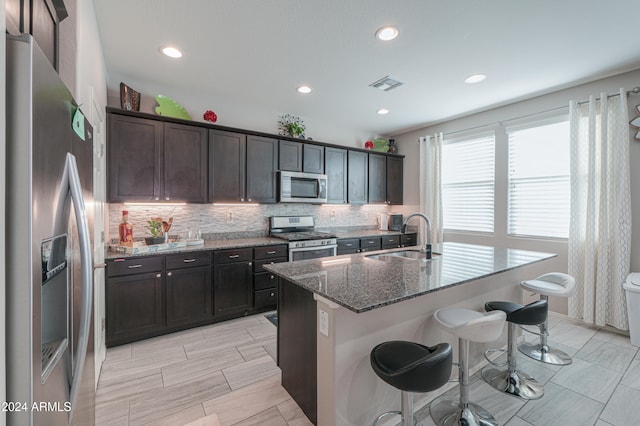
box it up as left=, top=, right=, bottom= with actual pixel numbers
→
left=421, top=86, right=640, bottom=140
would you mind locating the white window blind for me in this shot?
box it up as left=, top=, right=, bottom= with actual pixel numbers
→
left=507, top=120, right=570, bottom=238
left=442, top=134, right=495, bottom=232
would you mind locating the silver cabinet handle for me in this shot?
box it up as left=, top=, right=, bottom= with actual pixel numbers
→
left=156, top=273, right=162, bottom=278
left=228, top=254, right=240, bottom=259
left=270, top=292, right=275, bottom=297
left=241, top=198, right=244, bottom=201
left=267, top=251, right=277, bottom=254
left=128, top=264, right=143, bottom=269
left=270, top=275, right=275, bottom=279
left=183, top=259, right=196, bottom=263
left=165, top=197, right=170, bottom=201
left=345, top=243, right=353, bottom=246
left=167, top=272, right=173, bottom=276
left=248, top=198, right=252, bottom=202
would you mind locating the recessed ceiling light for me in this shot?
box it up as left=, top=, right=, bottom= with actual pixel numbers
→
left=377, top=108, right=390, bottom=115
left=464, top=74, right=486, bottom=84
left=161, top=46, right=183, bottom=58
left=297, top=85, right=312, bottom=94
left=376, top=25, right=399, bottom=41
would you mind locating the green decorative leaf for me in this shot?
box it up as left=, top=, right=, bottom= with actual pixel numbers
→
left=155, top=95, right=192, bottom=120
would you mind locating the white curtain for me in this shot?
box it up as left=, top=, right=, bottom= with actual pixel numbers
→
left=568, top=89, right=631, bottom=329
left=419, top=134, right=444, bottom=246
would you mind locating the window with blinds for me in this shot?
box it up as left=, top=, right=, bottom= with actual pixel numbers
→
left=507, top=119, right=570, bottom=238
left=441, top=133, right=495, bottom=233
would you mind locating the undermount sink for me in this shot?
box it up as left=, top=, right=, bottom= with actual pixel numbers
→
left=366, top=249, right=441, bottom=262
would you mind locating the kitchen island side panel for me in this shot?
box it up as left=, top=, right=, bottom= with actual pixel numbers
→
left=278, top=278, right=317, bottom=424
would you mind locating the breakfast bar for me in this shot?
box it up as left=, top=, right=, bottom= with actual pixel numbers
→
left=264, top=242, right=555, bottom=426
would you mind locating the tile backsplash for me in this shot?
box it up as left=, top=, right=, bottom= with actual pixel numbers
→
left=107, top=203, right=420, bottom=242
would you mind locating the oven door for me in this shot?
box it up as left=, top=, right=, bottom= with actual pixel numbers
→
left=289, top=245, right=337, bottom=261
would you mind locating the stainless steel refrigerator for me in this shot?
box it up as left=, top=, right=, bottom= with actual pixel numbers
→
left=6, top=35, right=95, bottom=425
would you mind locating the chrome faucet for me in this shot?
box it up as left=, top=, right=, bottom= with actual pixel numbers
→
left=401, top=213, right=432, bottom=259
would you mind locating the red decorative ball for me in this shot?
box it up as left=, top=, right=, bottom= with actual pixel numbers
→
left=203, top=110, right=217, bottom=123
left=364, top=140, right=374, bottom=149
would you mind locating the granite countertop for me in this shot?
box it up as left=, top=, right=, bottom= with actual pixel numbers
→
left=263, top=242, right=556, bottom=313
left=105, top=228, right=416, bottom=260
left=105, top=237, right=285, bottom=259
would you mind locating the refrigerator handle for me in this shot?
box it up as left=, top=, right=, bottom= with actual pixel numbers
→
left=54, top=153, right=93, bottom=422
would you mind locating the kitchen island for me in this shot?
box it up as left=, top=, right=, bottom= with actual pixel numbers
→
left=264, top=242, right=555, bottom=426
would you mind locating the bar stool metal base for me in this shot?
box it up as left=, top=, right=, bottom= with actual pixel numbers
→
left=430, top=397, right=498, bottom=426
left=481, top=367, right=544, bottom=400
left=518, top=341, right=572, bottom=365
left=372, top=410, right=402, bottom=426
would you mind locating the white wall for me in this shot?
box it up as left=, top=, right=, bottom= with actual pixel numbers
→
left=74, top=0, right=109, bottom=387
left=1, top=0, right=7, bottom=423
left=393, top=68, right=640, bottom=314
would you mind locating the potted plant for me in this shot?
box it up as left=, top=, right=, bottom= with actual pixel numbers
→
left=278, top=114, right=306, bottom=138
left=145, top=218, right=165, bottom=245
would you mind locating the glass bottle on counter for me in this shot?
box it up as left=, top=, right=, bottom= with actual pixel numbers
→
left=118, top=210, right=134, bottom=246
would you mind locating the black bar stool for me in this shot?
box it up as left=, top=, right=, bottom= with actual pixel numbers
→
left=482, top=300, right=548, bottom=400
left=370, top=341, right=453, bottom=426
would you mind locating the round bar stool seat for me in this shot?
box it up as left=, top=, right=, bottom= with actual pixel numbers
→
left=371, top=341, right=452, bottom=426
left=520, top=272, right=576, bottom=365
left=430, top=307, right=506, bottom=426
left=482, top=300, right=548, bottom=400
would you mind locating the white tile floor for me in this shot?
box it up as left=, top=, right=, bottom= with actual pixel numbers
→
left=96, top=312, right=640, bottom=426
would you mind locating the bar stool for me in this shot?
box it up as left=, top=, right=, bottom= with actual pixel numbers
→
left=430, top=307, right=507, bottom=426
left=520, top=272, right=576, bottom=365
left=370, top=341, right=453, bottom=426
left=482, top=300, right=548, bottom=400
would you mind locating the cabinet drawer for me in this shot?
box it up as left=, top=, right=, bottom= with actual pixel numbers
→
left=360, top=237, right=382, bottom=250
left=401, top=233, right=417, bottom=246
left=166, top=251, right=212, bottom=269
left=337, top=238, right=359, bottom=251
left=254, top=257, right=288, bottom=273
left=381, top=235, right=400, bottom=248
left=214, top=248, right=253, bottom=264
left=108, top=256, right=163, bottom=277
left=255, top=288, right=278, bottom=309
left=254, top=245, right=288, bottom=260
left=255, top=271, right=278, bottom=290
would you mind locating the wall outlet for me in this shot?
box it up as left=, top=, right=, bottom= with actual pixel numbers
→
left=319, top=309, right=329, bottom=336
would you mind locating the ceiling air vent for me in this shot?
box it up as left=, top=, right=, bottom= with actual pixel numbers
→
left=369, top=76, right=403, bottom=91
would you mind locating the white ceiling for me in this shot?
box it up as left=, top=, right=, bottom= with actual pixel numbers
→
left=94, top=0, right=640, bottom=139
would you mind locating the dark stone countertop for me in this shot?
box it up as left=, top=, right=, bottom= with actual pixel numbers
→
left=264, top=242, right=556, bottom=313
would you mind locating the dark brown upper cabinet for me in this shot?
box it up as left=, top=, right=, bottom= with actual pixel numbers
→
left=7, top=0, right=69, bottom=70
left=386, top=156, right=404, bottom=205
left=279, top=140, right=324, bottom=174
left=325, top=147, right=348, bottom=204
left=209, top=129, right=247, bottom=203
left=246, top=136, right=278, bottom=203
left=164, top=122, right=208, bottom=202
left=279, top=140, right=303, bottom=172
left=108, top=114, right=163, bottom=202
left=107, top=113, right=208, bottom=203
left=303, top=144, right=324, bottom=174
left=347, top=150, right=368, bottom=204
left=368, top=153, right=404, bottom=205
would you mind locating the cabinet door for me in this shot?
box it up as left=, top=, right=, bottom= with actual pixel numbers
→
left=106, top=271, right=164, bottom=346
left=209, top=129, right=246, bottom=203
left=325, top=147, right=347, bottom=204
left=214, top=262, right=253, bottom=317
left=347, top=150, right=368, bottom=204
left=108, top=114, right=163, bottom=202
left=279, top=140, right=302, bottom=172
left=164, top=123, right=208, bottom=203
left=368, top=153, right=387, bottom=204
left=303, top=144, right=324, bottom=174
left=387, top=156, right=404, bottom=205
left=166, top=266, right=213, bottom=328
left=246, top=135, right=278, bottom=203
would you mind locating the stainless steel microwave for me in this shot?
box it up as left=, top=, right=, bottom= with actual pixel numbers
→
left=279, top=171, right=328, bottom=203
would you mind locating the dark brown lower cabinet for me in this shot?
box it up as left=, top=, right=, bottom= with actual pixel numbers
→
left=214, top=261, right=253, bottom=317
left=278, top=279, right=317, bottom=424
left=166, top=265, right=213, bottom=328
left=106, top=271, right=164, bottom=347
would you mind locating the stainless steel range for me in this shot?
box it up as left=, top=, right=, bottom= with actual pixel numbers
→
left=270, top=216, right=337, bottom=261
